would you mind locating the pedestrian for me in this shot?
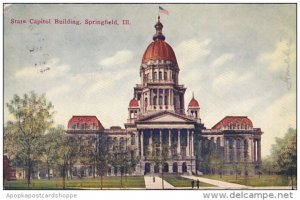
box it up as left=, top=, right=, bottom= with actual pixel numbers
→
left=153, top=176, right=155, bottom=182
left=191, top=180, right=195, bottom=189
left=196, top=179, right=200, bottom=189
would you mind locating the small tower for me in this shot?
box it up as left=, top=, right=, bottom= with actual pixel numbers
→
left=128, top=97, right=140, bottom=123
left=187, top=93, right=201, bottom=122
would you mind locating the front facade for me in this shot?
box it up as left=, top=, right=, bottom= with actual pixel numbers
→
left=66, top=16, right=263, bottom=177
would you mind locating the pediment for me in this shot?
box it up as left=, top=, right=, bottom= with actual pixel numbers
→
left=138, top=111, right=194, bottom=123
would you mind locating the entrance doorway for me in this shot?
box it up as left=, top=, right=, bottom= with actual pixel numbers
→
left=182, top=162, right=187, bottom=173
left=154, top=164, right=159, bottom=173
left=145, top=163, right=151, bottom=174
left=173, top=162, right=178, bottom=173
left=163, top=163, right=169, bottom=173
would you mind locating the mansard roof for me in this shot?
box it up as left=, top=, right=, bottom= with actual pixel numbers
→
left=211, top=116, right=253, bottom=130
left=67, top=115, right=104, bottom=130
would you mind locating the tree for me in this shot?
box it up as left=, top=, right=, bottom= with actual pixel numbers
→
left=41, top=125, right=65, bottom=179
left=64, top=135, right=80, bottom=179
left=111, top=145, right=128, bottom=188
left=6, top=91, right=54, bottom=188
left=95, top=133, right=110, bottom=189
left=55, top=133, right=81, bottom=189
left=272, top=128, right=297, bottom=189
left=4, top=121, right=27, bottom=175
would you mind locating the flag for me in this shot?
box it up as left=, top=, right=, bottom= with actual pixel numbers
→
left=159, top=6, right=169, bottom=15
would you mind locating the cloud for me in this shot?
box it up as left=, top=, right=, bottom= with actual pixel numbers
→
left=257, top=91, right=296, bottom=157
left=46, top=85, right=71, bottom=101
left=258, top=40, right=296, bottom=72
left=100, top=50, right=133, bottom=67
left=15, top=58, right=70, bottom=79
left=212, top=70, right=251, bottom=96
left=212, top=53, right=235, bottom=67
left=212, top=70, right=238, bottom=91
left=175, top=38, right=211, bottom=67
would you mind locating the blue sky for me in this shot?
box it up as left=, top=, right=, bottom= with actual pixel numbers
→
left=4, top=4, right=296, bottom=157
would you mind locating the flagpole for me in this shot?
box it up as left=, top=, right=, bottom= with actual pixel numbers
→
left=158, top=5, right=160, bottom=19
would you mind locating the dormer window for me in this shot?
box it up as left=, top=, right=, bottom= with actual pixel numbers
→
left=72, top=123, right=77, bottom=130
left=90, top=123, right=94, bottom=130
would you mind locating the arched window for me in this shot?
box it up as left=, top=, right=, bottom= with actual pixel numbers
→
left=154, top=72, right=157, bottom=80
left=164, top=95, right=168, bottom=105
left=159, top=72, right=162, bottom=80
left=164, top=72, right=167, bottom=80
left=80, top=123, right=85, bottom=130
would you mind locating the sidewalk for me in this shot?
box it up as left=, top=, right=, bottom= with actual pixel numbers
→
left=182, top=175, right=251, bottom=189
left=144, top=176, right=174, bottom=189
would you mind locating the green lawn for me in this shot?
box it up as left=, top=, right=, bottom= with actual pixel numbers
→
left=4, top=176, right=145, bottom=190
left=202, top=175, right=294, bottom=187
left=163, top=176, right=215, bottom=187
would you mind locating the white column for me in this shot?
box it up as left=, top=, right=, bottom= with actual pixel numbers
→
left=156, top=89, right=159, bottom=106
left=240, top=138, right=244, bottom=162
left=232, top=139, right=236, bottom=162
left=149, top=89, right=152, bottom=107
left=191, top=130, right=194, bottom=156
left=254, top=139, right=257, bottom=162
left=160, top=129, right=162, bottom=156
left=168, top=89, right=171, bottom=107
left=177, top=130, right=181, bottom=156
left=249, top=138, right=253, bottom=162
left=168, top=129, right=171, bottom=157
left=187, top=130, right=190, bottom=157
left=141, top=130, right=144, bottom=157
left=170, top=89, right=173, bottom=106
left=163, top=89, right=165, bottom=108
left=225, top=139, right=229, bottom=162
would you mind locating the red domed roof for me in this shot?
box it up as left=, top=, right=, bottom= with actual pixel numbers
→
left=188, top=97, right=200, bottom=108
left=129, top=97, right=139, bottom=107
left=212, top=116, right=253, bottom=130
left=142, top=40, right=177, bottom=64
left=67, top=116, right=104, bottom=130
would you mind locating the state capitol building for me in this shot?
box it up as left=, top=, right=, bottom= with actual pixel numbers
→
left=67, top=16, right=263, bottom=177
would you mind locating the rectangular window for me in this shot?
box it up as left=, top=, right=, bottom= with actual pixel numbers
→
left=159, top=72, right=162, bottom=80
left=154, top=72, right=157, bottom=80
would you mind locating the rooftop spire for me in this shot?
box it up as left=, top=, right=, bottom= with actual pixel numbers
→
left=153, top=15, right=165, bottom=41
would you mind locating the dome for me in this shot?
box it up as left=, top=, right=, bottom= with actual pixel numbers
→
left=188, top=97, right=200, bottom=108
left=129, top=97, right=139, bottom=107
left=142, top=40, right=177, bottom=64
left=141, top=16, right=177, bottom=64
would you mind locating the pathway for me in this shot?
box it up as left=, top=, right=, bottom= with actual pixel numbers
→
left=144, top=176, right=174, bottom=189
left=182, top=175, right=252, bottom=189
